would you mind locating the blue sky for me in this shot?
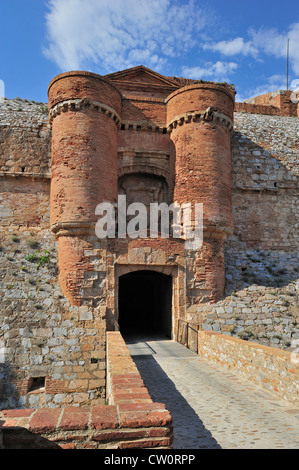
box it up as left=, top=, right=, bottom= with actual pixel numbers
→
left=1, top=0, right=299, bottom=103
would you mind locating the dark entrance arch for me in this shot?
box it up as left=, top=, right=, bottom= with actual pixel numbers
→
left=118, top=270, right=172, bottom=338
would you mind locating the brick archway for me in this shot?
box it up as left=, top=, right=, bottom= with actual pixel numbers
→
left=111, top=262, right=181, bottom=339
left=118, top=270, right=172, bottom=339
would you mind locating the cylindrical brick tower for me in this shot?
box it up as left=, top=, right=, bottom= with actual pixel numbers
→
left=166, top=83, right=235, bottom=301
left=48, top=71, right=122, bottom=304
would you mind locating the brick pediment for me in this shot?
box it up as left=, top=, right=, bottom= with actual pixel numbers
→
left=104, top=65, right=179, bottom=95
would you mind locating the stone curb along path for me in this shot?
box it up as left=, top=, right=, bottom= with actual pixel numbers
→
left=126, top=338, right=299, bottom=450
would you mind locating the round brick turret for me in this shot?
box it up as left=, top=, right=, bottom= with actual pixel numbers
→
left=48, top=71, right=122, bottom=304
left=48, top=71, right=122, bottom=230
left=167, top=83, right=234, bottom=232
left=167, top=83, right=235, bottom=300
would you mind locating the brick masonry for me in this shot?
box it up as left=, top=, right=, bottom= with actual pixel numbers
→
left=0, top=405, right=173, bottom=449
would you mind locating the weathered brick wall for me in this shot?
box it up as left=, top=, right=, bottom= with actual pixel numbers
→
left=0, top=226, right=107, bottom=410
left=235, top=102, right=281, bottom=116
left=0, top=404, right=172, bottom=449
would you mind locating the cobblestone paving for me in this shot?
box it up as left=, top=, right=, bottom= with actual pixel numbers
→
left=125, top=337, right=299, bottom=450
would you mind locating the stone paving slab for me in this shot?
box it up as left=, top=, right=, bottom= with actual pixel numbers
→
left=125, top=337, right=299, bottom=449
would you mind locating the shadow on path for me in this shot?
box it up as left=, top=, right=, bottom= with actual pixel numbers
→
left=131, top=352, right=221, bottom=449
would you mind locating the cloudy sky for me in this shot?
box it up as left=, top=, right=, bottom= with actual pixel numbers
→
left=1, top=0, right=299, bottom=102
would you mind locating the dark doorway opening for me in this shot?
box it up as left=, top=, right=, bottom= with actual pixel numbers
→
left=118, top=270, right=172, bottom=339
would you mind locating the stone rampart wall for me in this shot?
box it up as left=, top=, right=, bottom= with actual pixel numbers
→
left=241, top=90, right=298, bottom=117
left=191, top=112, right=298, bottom=349
left=0, top=98, right=298, bottom=413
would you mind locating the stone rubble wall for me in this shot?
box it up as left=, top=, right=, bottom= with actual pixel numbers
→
left=0, top=404, right=172, bottom=449
left=0, top=99, right=51, bottom=175
left=192, top=112, right=299, bottom=349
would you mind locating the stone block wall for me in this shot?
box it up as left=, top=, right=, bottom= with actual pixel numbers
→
left=0, top=98, right=50, bottom=174
left=0, top=331, right=173, bottom=449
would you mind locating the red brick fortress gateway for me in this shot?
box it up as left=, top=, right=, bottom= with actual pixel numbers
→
left=48, top=66, right=235, bottom=338
left=1, top=65, right=298, bottom=419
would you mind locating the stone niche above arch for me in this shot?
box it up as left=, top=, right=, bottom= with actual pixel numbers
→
left=118, top=173, right=169, bottom=207
left=118, top=148, right=170, bottom=182
left=117, top=172, right=169, bottom=233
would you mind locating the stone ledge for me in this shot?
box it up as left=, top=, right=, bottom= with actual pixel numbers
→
left=0, top=171, right=51, bottom=179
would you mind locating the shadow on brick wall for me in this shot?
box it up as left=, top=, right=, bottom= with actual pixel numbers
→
left=0, top=362, right=20, bottom=410
left=0, top=426, right=60, bottom=449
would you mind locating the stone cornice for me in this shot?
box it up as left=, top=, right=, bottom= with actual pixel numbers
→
left=51, top=221, right=94, bottom=237
left=49, top=100, right=233, bottom=136
left=167, top=108, right=234, bottom=133
left=0, top=171, right=51, bottom=180
left=48, top=98, right=121, bottom=127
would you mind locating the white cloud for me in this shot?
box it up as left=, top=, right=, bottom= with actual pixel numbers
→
left=44, top=0, right=209, bottom=73
left=203, top=37, right=258, bottom=58
left=182, top=61, right=238, bottom=83
left=201, top=23, right=299, bottom=78
left=250, top=23, right=299, bottom=76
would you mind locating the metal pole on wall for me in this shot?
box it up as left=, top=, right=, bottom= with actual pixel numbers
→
left=287, top=38, right=289, bottom=90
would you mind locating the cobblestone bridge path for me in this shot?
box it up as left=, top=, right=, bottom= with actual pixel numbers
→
left=125, top=337, right=299, bottom=449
